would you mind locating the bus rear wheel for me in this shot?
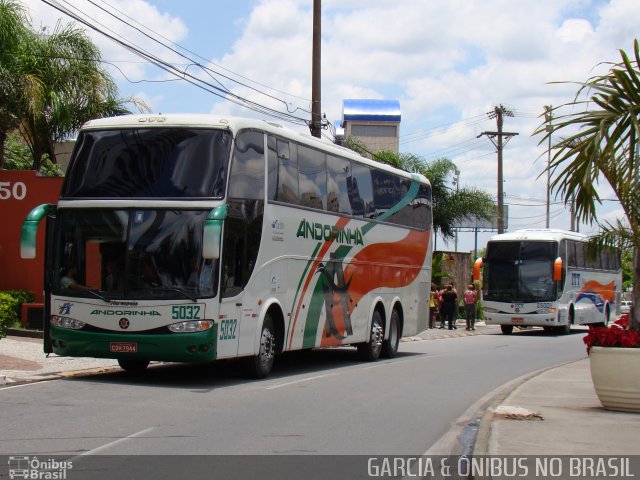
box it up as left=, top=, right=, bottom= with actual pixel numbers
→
left=500, top=325, right=513, bottom=335
left=358, top=310, right=384, bottom=361
left=118, top=358, right=150, bottom=373
left=247, top=314, right=276, bottom=379
left=382, top=310, right=400, bottom=359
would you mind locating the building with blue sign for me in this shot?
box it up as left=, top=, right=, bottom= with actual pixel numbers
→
left=339, top=99, right=401, bottom=156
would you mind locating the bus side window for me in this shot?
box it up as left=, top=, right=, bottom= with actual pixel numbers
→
left=298, top=145, right=326, bottom=210
left=268, top=136, right=299, bottom=205
left=348, top=163, right=373, bottom=218
left=326, top=155, right=352, bottom=215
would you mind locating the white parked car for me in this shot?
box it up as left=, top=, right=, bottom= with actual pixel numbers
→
left=620, top=300, right=632, bottom=314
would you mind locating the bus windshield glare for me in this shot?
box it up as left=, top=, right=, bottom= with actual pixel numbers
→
left=484, top=241, right=557, bottom=302
left=62, top=128, right=232, bottom=198
left=53, top=209, right=218, bottom=300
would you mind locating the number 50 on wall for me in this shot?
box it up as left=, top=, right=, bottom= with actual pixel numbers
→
left=0, top=181, right=27, bottom=200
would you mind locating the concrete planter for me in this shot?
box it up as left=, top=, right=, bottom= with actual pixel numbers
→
left=590, top=346, right=640, bottom=413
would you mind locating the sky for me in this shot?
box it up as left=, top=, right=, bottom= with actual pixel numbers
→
left=21, top=0, right=640, bottom=253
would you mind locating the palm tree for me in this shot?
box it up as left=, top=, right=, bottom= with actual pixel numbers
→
left=0, top=0, right=35, bottom=169
left=16, top=21, right=147, bottom=169
left=345, top=136, right=496, bottom=240
left=0, top=1, right=148, bottom=170
left=537, top=39, right=640, bottom=330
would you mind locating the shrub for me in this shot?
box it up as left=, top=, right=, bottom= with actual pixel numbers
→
left=0, top=290, right=35, bottom=339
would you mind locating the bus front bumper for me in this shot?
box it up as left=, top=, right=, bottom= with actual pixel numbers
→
left=50, top=325, right=218, bottom=363
left=484, top=311, right=564, bottom=327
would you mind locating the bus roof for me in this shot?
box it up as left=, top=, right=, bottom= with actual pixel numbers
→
left=488, top=228, right=589, bottom=243
left=81, top=114, right=430, bottom=186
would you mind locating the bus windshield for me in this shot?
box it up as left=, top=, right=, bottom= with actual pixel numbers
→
left=52, top=208, right=218, bottom=300
left=484, top=240, right=557, bottom=302
left=62, top=128, right=232, bottom=198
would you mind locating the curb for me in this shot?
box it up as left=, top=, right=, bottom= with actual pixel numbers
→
left=6, top=328, right=43, bottom=339
left=471, top=359, right=585, bottom=457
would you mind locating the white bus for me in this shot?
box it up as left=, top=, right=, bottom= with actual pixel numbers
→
left=21, top=114, right=433, bottom=377
left=475, top=229, right=622, bottom=335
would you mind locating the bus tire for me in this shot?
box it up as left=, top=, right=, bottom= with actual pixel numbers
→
left=501, top=325, right=513, bottom=335
left=358, top=310, right=384, bottom=361
left=382, top=309, right=401, bottom=359
left=247, top=314, right=276, bottom=379
left=598, top=305, right=610, bottom=327
left=118, top=358, right=149, bottom=373
left=560, top=307, right=574, bottom=334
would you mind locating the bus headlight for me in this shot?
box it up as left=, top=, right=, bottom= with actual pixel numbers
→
left=51, top=315, right=86, bottom=330
left=537, top=307, right=556, bottom=314
left=484, top=307, right=499, bottom=313
left=168, top=320, right=214, bottom=333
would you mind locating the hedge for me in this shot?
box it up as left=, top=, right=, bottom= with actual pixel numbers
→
left=0, top=290, right=35, bottom=339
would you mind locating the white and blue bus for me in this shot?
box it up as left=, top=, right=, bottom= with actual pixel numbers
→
left=21, top=114, right=433, bottom=377
left=476, top=229, right=622, bottom=334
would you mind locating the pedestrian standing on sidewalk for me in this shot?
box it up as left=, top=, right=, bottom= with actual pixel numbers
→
left=464, top=284, right=478, bottom=331
left=429, top=284, right=439, bottom=329
left=440, top=284, right=458, bottom=330
left=438, top=286, right=446, bottom=328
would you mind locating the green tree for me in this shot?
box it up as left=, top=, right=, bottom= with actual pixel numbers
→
left=0, top=0, right=34, bottom=168
left=17, top=21, right=146, bottom=170
left=0, top=0, right=148, bottom=169
left=537, top=39, right=640, bottom=330
left=345, top=136, right=496, bottom=240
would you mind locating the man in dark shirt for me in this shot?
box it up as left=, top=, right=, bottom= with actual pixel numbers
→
left=440, top=284, right=458, bottom=330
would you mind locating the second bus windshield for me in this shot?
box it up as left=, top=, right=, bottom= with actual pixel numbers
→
left=484, top=241, right=557, bottom=302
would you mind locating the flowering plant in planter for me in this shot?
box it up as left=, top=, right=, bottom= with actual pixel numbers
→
left=583, top=314, right=640, bottom=354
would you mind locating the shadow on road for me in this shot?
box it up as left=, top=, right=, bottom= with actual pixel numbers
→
left=64, top=347, right=423, bottom=390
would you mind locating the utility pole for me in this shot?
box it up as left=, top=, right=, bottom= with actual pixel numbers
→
left=453, top=168, right=460, bottom=252
left=309, top=0, right=322, bottom=138
left=544, top=105, right=552, bottom=229
left=478, top=105, right=518, bottom=234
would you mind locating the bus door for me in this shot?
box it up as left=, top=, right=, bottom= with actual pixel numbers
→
left=218, top=296, right=241, bottom=358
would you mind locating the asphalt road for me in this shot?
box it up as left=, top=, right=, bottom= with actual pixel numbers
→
left=0, top=328, right=587, bottom=463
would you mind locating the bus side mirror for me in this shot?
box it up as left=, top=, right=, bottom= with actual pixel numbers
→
left=202, top=204, right=229, bottom=260
left=21, top=204, right=56, bottom=259
left=473, top=258, right=483, bottom=282
left=553, top=257, right=563, bottom=281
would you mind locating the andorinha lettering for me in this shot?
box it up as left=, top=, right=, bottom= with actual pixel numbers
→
left=90, top=309, right=161, bottom=316
left=296, top=219, right=363, bottom=245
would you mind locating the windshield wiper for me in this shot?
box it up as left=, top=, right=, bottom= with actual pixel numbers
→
left=152, top=286, right=198, bottom=303
left=85, top=289, right=110, bottom=303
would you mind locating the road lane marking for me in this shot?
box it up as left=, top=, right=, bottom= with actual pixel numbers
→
left=0, top=379, right=58, bottom=390
left=265, top=373, right=339, bottom=390
left=75, top=427, right=157, bottom=456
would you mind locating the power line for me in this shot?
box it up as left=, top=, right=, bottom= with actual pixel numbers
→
left=40, top=0, right=313, bottom=125
left=90, top=0, right=312, bottom=103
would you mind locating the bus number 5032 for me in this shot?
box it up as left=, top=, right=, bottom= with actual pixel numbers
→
left=172, top=305, right=201, bottom=320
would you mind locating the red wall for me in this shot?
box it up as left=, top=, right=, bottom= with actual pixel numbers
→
left=0, top=171, right=63, bottom=302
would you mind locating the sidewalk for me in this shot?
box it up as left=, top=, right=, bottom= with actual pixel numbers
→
left=0, top=332, right=119, bottom=385
left=473, top=358, right=640, bottom=456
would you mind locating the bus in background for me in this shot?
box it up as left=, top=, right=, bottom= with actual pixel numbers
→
left=21, top=114, right=433, bottom=378
left=475, top=229, right=621, bottom=335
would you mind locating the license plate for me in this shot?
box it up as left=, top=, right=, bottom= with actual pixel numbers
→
left=110, top=342, right=138, bottom=353
left=511, top=317, right=524, bottom=324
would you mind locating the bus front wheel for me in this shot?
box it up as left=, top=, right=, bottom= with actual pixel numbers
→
left=247, top=314, right=276, bottom=379
left=118, top=358, right=150, bottom=373
left=501, top=325, right=513, bottom=335
left=560, top=308, right=574, bottom=334
left=358, top=310, right=384, bottom=361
